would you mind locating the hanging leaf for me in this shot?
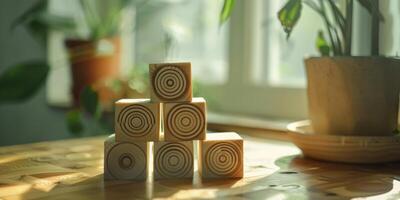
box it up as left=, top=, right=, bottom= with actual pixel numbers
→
left=36, top=13, right=76, bottom=31
left=26, top=14, right=75, bottom=46
left=0, top=60, right=49, bottom=103
left=278, top=0, right=302, bottom=39
left=316, top=30, right=331, bottom=56
left=220, top=0, right=235, bottom=26
left=27, top=18, right=48, bottom=46
left=11, top=0, right=47, bottom=29
left=12, top=0, right=76, bottom=46
left=66, top=110, right=84, bottom=136
left=80, top=86, right=101, bottom=119
left=357, top=0, right=384, bottom=21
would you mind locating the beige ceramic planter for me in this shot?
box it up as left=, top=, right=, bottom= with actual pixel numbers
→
left=305, top=57, right=400, bottom=136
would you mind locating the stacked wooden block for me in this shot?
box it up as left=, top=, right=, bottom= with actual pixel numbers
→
left=104, top=62, right=243, bottom=180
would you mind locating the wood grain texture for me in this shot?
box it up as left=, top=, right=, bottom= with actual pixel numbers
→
left=1, top=135, right=400, bottom=199
left=153, top=141, right=193, bottom=179
left=115, top=99, right=160, bottom=142
left=164, top=97, right=206, bottom=141
left=199, top=132, right=243, bottom=179
left=104, top=134, right=147, bottom=180
left=149, top=62, right=192, bottom=102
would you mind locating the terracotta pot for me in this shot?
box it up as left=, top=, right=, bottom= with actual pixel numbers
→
left=305, top=57, right=400, bottom=136
left=65, top=37, right=121, bottom=107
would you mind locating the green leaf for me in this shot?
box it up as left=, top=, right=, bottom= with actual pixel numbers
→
left=316, top=30, right=331, bottom=56
left=27, top=18, right=48, bottom=45
left=0, top=60, right=49, bottom=103
left=80, top=0, right=101, bottom=39
left=80, top=86, right=101, bottom=118
left=357, top=0, right=384, bottom=21
left=12, top=0, right=76, bottom=46
left=278, top=0, right=302, bottom=39
left=36, top=13, right=76, bottom=31
left=66, top=110, right=84, bottom=136
left=326, top=0, right=345, bottom=33
left=219, top=0, right=235, bottom=26
left=11, top=0, right=47, bottom=30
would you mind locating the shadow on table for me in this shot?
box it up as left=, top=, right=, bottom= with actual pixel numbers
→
left=272, top=154, right=400, bottom=199
left=9, top=154, right=400, bottom=200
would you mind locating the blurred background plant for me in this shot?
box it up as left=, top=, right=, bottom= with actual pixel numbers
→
left=0, top=0, right=150, bottom=136
left=0, top=0, right=234, bottom=137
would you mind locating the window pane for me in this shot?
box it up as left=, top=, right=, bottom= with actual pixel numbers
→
left=135, top=0, right=228, bottom=84
left=261, top=1, right=324, bottom=87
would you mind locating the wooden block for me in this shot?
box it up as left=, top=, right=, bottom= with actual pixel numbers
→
left=163, top=97, right=206, bottom=141
left=199, top=132, right=243, bottom=179
left=153, top=141, right=193, bottom=179
left=115, top=99, right=160, bottom=142
left=104, top=134, right=148, bottom=180
left=149, top=62, right=192, bottom=102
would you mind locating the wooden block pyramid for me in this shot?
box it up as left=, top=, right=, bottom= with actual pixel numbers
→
left=104, top=62, right=244, bottom=181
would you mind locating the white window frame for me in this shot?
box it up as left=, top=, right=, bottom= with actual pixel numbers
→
left=46, top=0, right=386, bottom=121
left=202, top=0, right=379, bottom=120
left=202, top=0, right=307, bottom=120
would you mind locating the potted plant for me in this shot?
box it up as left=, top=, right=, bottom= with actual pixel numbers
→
left=0, top=0, right=232, bottom=135
left=278, top=0, right=400, bottom=135
left=0, top=0, right=137, bottom=135
left=64, top=0, right=128, bottom=107
left=12, top=0, right=131, bottom=106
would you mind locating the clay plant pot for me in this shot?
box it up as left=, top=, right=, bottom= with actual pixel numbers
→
left=305, top=57, right=400, bottom=136
left=65, top=37, right=121, bottom=107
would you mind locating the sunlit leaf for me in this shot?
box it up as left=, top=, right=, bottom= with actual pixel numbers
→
left=220, top=0, right=235, bottom=26
left=66, top=110, right=84, bottom=136
left=0, top=60, right=49, bottom=103
left=316, top=30, right=331, bottom=56
left=80, top=86, right=101, bottom=118
left=278, top=0, right=302, bottom=39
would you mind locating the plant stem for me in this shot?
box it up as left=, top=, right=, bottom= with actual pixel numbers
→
left=371, top=0, right=380, bottom=56
left=344, top=0, right=353, bottom=56
left=319, top=0, right=341, bottom=55
left=327, top=0, right=345, bottom=33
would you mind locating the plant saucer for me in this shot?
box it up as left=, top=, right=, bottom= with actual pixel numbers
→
left=287, top=120, right=400, bottom=164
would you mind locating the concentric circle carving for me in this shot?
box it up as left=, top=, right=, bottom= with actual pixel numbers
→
left=153, top=65, right=188, bottom=100
left=205, top=142, right=241, bottom=176
left=117, top=104, right=155, bottom=138
left=154, top=143, right=193, bottom=178
left=106, top=143, right=146, bottom=179
left=166, top=104, right=205, bottom=140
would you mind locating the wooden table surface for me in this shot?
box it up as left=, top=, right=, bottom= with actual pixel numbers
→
left=0, top=134, right=399, bottom=200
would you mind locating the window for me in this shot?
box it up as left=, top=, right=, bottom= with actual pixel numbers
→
left=260, top=1, right=324, bottom=87
left=46, top=0, right=229, bottom=106
left=200, top=0, right=398, bottom=120
left=200, top=0, right=309, bottom=120
left=134, top=0, right=229, bottom=84
left=46, top=0, right=398, bottom=121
